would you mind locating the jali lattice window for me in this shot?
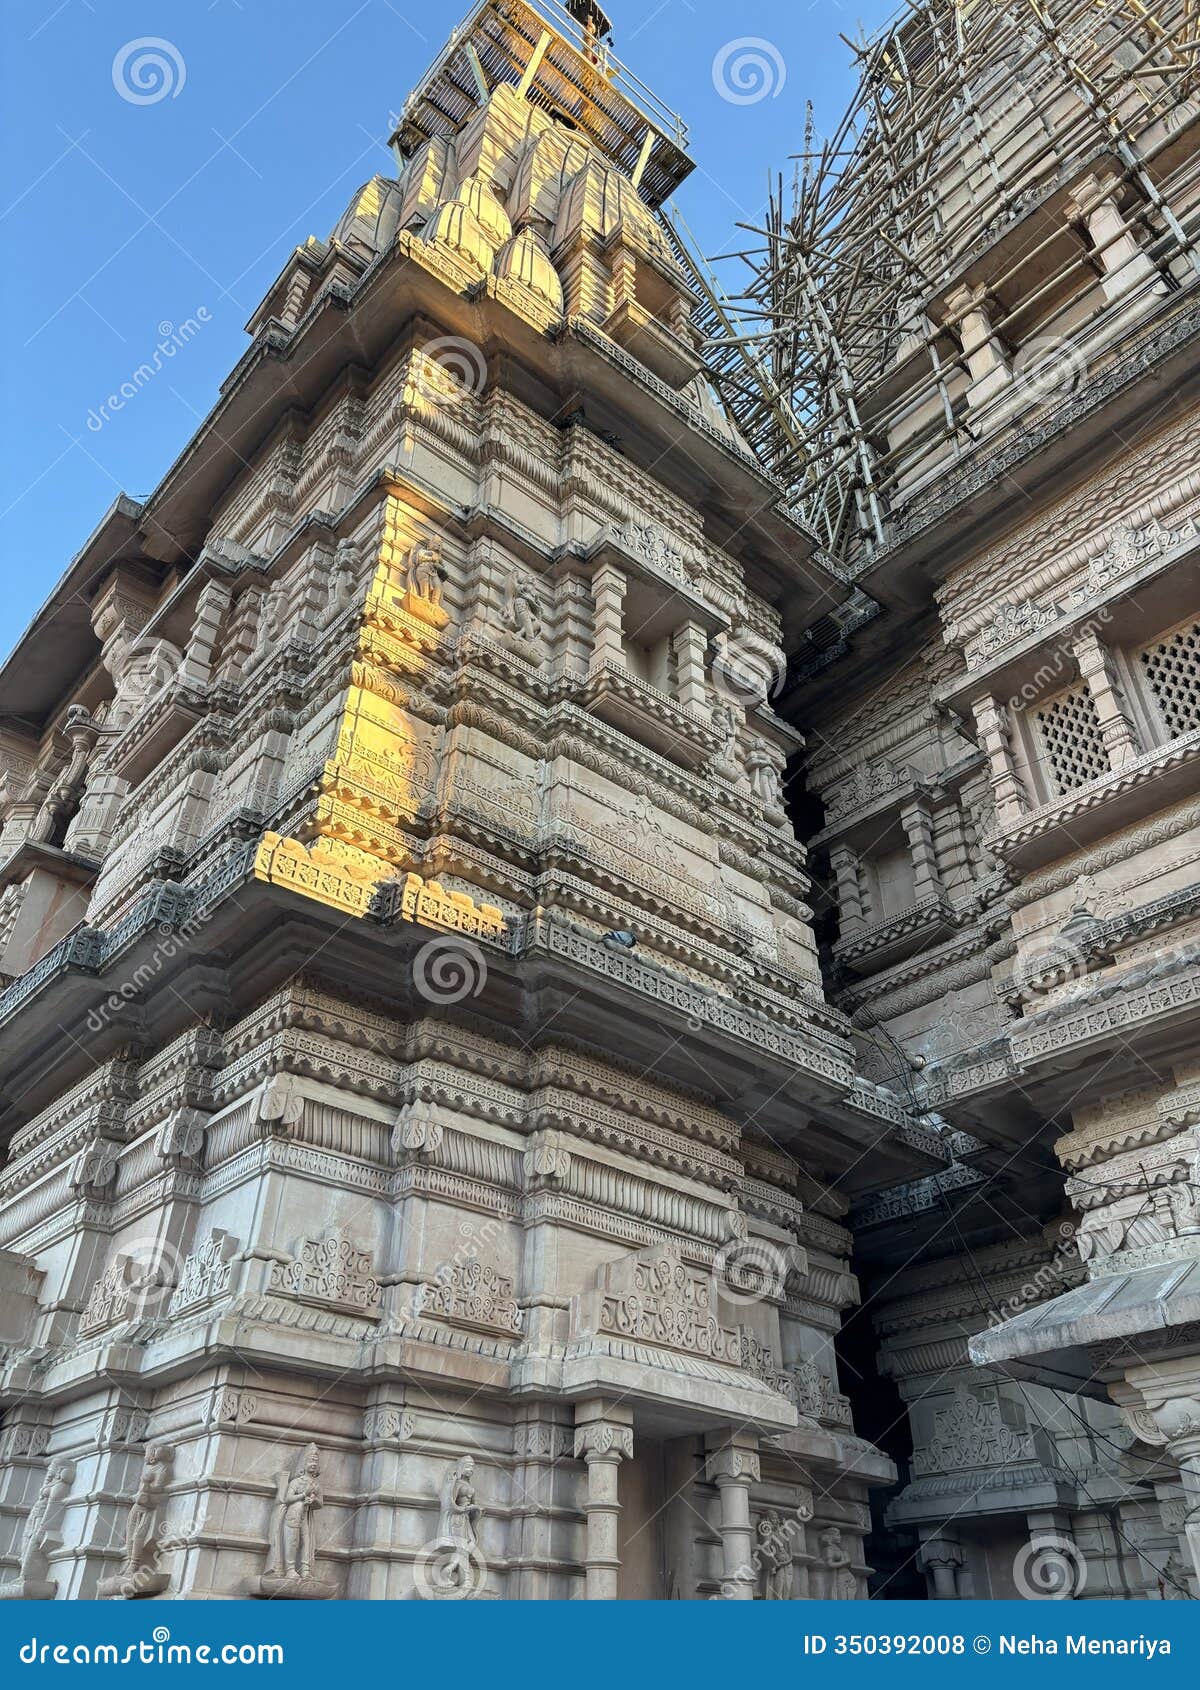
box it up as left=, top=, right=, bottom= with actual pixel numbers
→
left=1034, top=687, right=1109, bottom=795
left=1139, top=618, right=1200, bottom=741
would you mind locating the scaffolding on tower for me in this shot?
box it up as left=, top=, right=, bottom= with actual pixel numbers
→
left=681, top=0, right=1200, bottom=572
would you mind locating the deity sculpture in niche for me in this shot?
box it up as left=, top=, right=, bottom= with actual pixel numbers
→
left=497, top=571, right=546, bottom=661
left=0, top=1458, right=75, bottom=1600
left=402, top=536, right=449, bottom=628
left=257, top=1442, right=335, bottom=1598
left=758, top=1512, right=795, bottom=1600
left=425, top=1455, right=485, bottom=1597
left=818, top=1525, right=857, bottom=1599
left=711, top=698, right=744, bottom=783
left=324, top=537, right=361, bottom=625
left=98, top=1442, right=173, bottom=1598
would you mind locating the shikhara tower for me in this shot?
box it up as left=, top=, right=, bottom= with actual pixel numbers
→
left=0, top=0, right=934, bottom=1601
left=2, top=0, right=1199, bottom=1604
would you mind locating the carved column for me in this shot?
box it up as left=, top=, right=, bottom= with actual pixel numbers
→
left=589, top=564, right=627, bottom=675
left=1065, top=172, right=1165, bottom=306
left=971, top=694, right=1028, bottom=826
left=1151, top=1396, right=1200, bottom=1585
left=1073, top=630, right=1140, bottom=770
left=918, top=1532, right=964, bottom=1599
left=900, top=795, right=943, bottom=903
left=573, top=1402, right=633, bottom=1600
left=672, top=621, right=710, bottom=720
left=705, top=1433, right=760, bottom=1600
left=945, top=284, right=1011, bottom=406
left=829, top=844, right=866, bottom=938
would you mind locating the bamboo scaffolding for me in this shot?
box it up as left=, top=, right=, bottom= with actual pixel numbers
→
left=681, top=0, right=1200, bottom=565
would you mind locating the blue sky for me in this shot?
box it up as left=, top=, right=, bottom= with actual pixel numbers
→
left=0, top=0, right=894, bottom=662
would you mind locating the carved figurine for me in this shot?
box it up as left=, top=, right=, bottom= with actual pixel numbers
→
left=503, top=574, right=543, bottom=645
left=98, top=1442, right=173, bottom=1598
left=758, top=1513, right=795, bottom=1601
left=407, top=537, right=445, bottom=610
left=0, top=1459, right=75, bottom=1599
left=325, top=538, right=361, bottom=623
left=819, top=1525, right=856, bottom=1600
left=253, top=588, right=286, bottom=660
left=265, top=1442, right=324, bottom=1583
left=434, top=1455, right=483, bottom=1592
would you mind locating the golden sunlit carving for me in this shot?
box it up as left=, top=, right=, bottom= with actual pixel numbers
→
left=253, top=494, right=502, bottom=938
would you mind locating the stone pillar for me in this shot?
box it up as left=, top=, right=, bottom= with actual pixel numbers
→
left=1073, top=629, right=1140, bottom=770
left=1025, top=1509, right=1082, bottom=1600
left=945, top=284, right=1011, bottom=407
left=1065, top=172, right=1165, bottom=306
left=918, top=1532, right=964, bottom=1599
left=705, top=1433, right=760, bottom=1600
left=589, top=564, right=626, bottom=675
left=573, top=1402, right=632, bottom=1600
left=971, top=694, right=1028, bottom=826
left=829, top=844, right=866, bottom=938
left=1152, top=1396, right=1200, bottom=1586
left=900, top=796, right=943, bottom=903
left=672, top=621, right=710, bottom=720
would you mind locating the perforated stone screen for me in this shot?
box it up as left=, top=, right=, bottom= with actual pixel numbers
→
left=1139, top=618, right=1200, bottom=741
left=1034, top=687, right=1109, bottom=794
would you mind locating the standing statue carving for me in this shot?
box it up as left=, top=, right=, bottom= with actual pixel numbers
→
left=0, top=1459, right=75, bottom=1600
left=758, top=1512, right=795, bottom=1601
left=256, top=1442, right=334, bottom=1598
left=98, top=1442, right=173, bottom=1598
left=408, top=538, right=444, bottom=610
left=424, top=1455, right=484, bottom=1597
left=503, top=575, right=543, bottom=645
left=325, top=538, right=361, bottom=624
left=819, top=1525, right=857, bottom=1600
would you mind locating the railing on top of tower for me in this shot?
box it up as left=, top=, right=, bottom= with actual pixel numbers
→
left=387, top=0, right=691, bottom=210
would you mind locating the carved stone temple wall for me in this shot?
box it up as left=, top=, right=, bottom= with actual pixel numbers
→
left=786, top=0, right=1200, bottom=1603
left=2, top=0, right=1200, bottom=1603
left=0, top=3, right=925, bottom=1602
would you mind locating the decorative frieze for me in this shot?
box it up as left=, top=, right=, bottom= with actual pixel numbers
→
left=268, top=1236, right=382, bottom=1320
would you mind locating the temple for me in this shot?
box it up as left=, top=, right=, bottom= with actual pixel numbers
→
left=0, top=0, right=1197, bottom=1600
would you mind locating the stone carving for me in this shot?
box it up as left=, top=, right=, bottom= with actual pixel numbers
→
left=269, top=1236, right=382, bottom=1320
left=253, top=587, right=286, bottom=662
left=258, top=1443, right=334, bottom=1598
left=98, top=1443, right=173, bottom=1599
left=747, top=748, right=787, bottom=826
left=208, top=1387, right=258, bottom=1429
left=0, top=1459, right=75, bottom=1600
left=817, top=1526, right=858, bottom=1600
left=400, top=537, right=449, bottom=627
left=169, top=1230, right=241, bottom=1316
left=759, top=1513, right=795, bottom=1601
left=499, top=572, right=546, bottom=660
left=426, top=1456, right=484, bottom=1595
left=825, top=758, right=911, bottom=820
left=910, top=1389, right=1036, bottom=1475
left=79, top=1255, right=151, bottom=1337
left=575, top=1245, right=775, bottom=1370
left=790, top=1360, right=853, bottom=1428
left=325, top=538, right=361, bottom=624
left=415, top=1261, right=521, bottom=1334
left=710, top=699, right=744, bottom=783
left=623, top=519, right=692, bottom=581
left=964, top=598, right=1058, bottom=668
left=364, top=1406, right=416, bottom=1446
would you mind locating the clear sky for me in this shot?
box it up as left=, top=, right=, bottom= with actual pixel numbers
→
left=0, top=0, right=895, bottom=663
